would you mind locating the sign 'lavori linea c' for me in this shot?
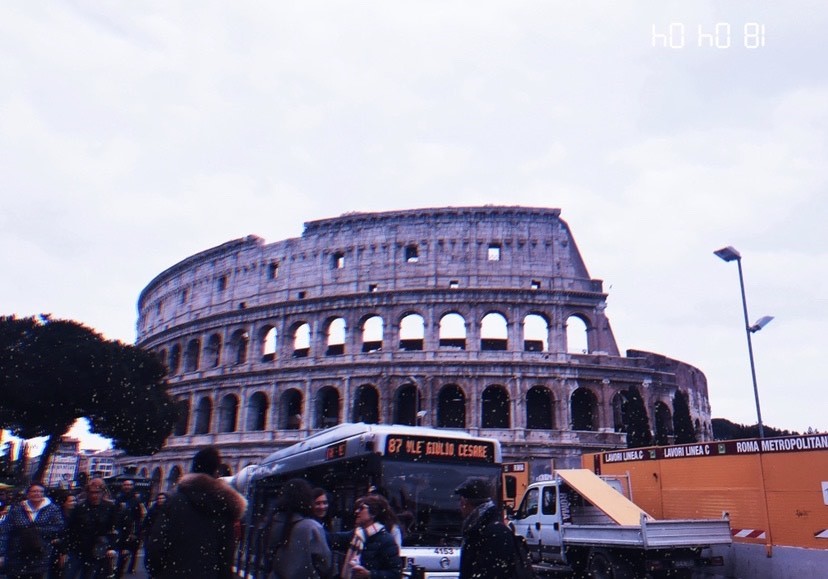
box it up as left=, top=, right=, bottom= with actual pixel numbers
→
left=601, top=434, right=828, bottom=463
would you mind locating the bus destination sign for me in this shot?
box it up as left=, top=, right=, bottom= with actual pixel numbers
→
left=385, top=435, right=495, bottom=463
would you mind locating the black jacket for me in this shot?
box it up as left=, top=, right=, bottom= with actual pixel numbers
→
left=459, top=501, right=516, bottom=579
left=65, top=499, right=121, bottom=562
left=355, top=528, right=401, bottom=579
left=145, top=473, right=247, bottom=579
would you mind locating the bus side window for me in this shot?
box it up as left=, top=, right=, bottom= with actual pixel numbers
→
left=504, top=475, right=517, bottom=501
left=514, top=487, right=538, bottom=520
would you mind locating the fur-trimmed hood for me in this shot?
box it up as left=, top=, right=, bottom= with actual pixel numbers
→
left=176, top=473, right=247, bottom=521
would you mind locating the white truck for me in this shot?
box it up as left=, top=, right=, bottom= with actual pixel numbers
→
left=510, top=469, right=732, bottom=578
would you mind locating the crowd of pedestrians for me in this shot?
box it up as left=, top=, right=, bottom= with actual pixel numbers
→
left=1, top=449, right=524, bottom=579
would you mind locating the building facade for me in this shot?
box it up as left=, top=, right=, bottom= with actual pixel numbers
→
left=127, top=207, right=713, bottom=490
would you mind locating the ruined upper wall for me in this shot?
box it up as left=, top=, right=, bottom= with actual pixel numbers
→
left=136, top=206, right=606, bottom=341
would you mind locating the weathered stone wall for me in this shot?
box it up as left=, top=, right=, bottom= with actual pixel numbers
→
left=125, top=207, right=712, bottom=489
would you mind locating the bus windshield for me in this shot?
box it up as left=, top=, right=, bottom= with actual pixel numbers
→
left=381, top=460, right=501, bottom=547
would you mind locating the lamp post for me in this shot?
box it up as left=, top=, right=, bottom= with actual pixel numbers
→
left=714, top=246, right=773, bottom=439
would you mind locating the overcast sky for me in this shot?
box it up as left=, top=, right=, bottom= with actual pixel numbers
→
left=2, top=2, right=826, bottom=452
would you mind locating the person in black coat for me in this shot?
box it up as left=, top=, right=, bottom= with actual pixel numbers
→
left=338, top=495, right=401, bottom=579
left=145, top=446, right=247, bottom=579
left=455, top=477, right=517, bottom=579
left=63, top=478, right=121, bottom=579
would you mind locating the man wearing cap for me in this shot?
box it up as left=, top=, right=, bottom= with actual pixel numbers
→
left=145, top=446, right=246, bottom=579
left=454, top=477, right=517, bottom=579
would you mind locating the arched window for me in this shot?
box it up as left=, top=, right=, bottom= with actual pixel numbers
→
left=439, top=313, right=466, bottom=350
left=281, top=389, right=303, bottom=430
left=205, top=334, right=222, bottom=368
left=261, top=326, right=277, bottom=362
left=480, top=313, right=508, bottom=351
left=194, top=397, right=212, bottom=434
left=352, top=384, right=379, bottom=424
left=526, top=386, right=554, bottom=429
left=169, top=344, right=181, bottom=374
left=229, top=329, right=249, bottom=365
left=151, top=467, right=163, bottom=496
left=566, top=315, right=589, bottom=354
left=362, top=316, right=384, bottom=353
left=184, top=339, right=200, bottom=372
left=315, top=387, right=340, bottom=429
left=293, top=323, right=311, bottom=358
left=654, top=401, right=673, bottom=445
left=247, top=392, right=268, bottom=431
left=173, top=400, right=190, bottom=436
left=326, top=318, right=346, bottom=356
left=481, top=385, right=510, bottom=428
left=393, top=384, right=419, bottom=426
left=571, top=387, right=598, bottom=431
left=399, top=314, right=425, bottom=351
left=437, top=385, right=465, bottom=428
left=523, top=314, right=548, bottom=352
left=218, top=394, right=239, bottom=432
left=612, top=392, right=627, bottom=433
left=166, top=465, right=182, bottom=491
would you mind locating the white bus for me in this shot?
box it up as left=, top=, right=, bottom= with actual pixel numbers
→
left=235, top=423, right=503, bottom=578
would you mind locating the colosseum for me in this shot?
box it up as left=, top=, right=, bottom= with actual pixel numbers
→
left=127, top=206, right=713, bottom=489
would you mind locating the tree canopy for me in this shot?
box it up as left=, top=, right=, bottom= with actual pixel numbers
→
left=624, top=385, right=653, bottom=448
left=0, top=315, right=177, bottom=481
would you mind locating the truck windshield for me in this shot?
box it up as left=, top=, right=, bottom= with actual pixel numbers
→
left=381, top=460, right=501, bottom=547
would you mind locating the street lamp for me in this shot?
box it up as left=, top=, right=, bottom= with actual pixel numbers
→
left=714, top=246, right=773, bottom=439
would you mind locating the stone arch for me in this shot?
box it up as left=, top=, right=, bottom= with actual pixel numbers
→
left=399, top=313, right=425, bottom=351
left=571, top=387, right=598, bottom=431
left=352, top=384, right=379, bottom=424
left=481, top=385, right=510, bottom=428
left=280, top=389, right=303, bottom=430
left=315, top=386, right=340, bottom=429
left=566, top=314, right=590, bottom=354
left=205, top=333, right=222, bottom=368
left=247, top=391, right=268, bottom=431
left=654, top=401, right=673, bottom=445
left=393, top=383, right=419, bottom=426
left=229, top=329, right=249, bottom=365
left=194, top=396, right=212, bottom=434
left=325, top=317, right=346, bottom=356
left=218, top=394, right=239, bottom=432
left=361, top=315, right=384, bottom=353
left=184, top=338, right=200, bottom=372
left=260, top=325, right=277, bottom=362
left=168, top=344, right=181, bottom=374
left=151, top=467, right=163, bottom=496
left=526, top=386, right=554, bottom=429
left=437, top=384, right=466, bottom=428
left=156, top=349, right=168, bottom=371
left=166, top=465, right=183, bottom=491
left=523, top=313, right=549, bottom=352
left=292, top=322, right=311, bottom=358
left=173, top=399, right=190, bottom=436
left=439, top=312, right=466, bottom=350
left=612, top=392, right=627, bottom=432
left=480, top=312, right=508, bottom=351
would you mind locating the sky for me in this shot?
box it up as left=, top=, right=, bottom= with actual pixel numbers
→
left=1, top=1, right=826, bottom=453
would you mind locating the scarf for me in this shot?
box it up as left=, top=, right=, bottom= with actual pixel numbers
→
left=461, top=499, right=496, bottom=536
left=341, top=522, right=384, bottom=579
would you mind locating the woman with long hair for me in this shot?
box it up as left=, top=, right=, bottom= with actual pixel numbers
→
left=266, top=479, right=332, bottom=579
left=0, top=483, right=65, bottom=579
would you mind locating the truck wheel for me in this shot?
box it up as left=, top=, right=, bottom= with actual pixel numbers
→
left=587, top=549, right=614, bottom=579
left=587, top=549, right=636, bottom=579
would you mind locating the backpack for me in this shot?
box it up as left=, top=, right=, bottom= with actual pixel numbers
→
left=512, top=532, right=537, bottom=579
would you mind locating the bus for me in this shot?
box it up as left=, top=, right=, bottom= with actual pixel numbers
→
left=235, top=423, right=503, bottom=578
